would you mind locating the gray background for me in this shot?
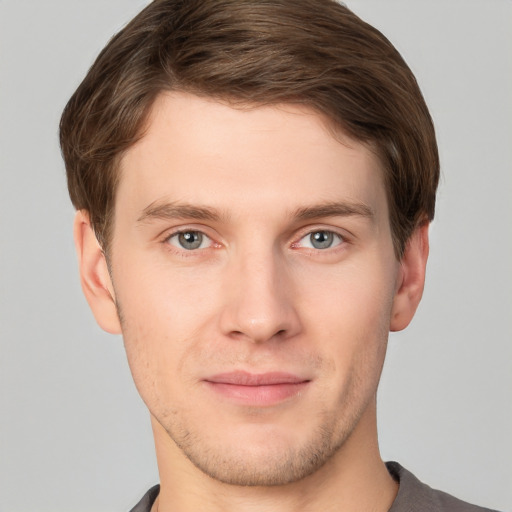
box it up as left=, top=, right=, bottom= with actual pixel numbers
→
left=1, top=1, right=511, bottom=511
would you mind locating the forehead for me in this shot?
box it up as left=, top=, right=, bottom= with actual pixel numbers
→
left=116, top=91, right=387, bottom=222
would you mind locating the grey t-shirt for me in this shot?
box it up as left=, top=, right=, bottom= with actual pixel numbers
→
left=129, top=462, right=500, bottom=512
left=386, top=462, right=499, bottom=512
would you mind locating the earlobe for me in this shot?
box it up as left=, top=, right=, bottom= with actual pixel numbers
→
left=390, top=222, right=430, bottom=332
left=73, top=210, right=122, bottom=334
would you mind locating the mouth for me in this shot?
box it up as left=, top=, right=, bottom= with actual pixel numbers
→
left=203, top=371, right=311, bottom=406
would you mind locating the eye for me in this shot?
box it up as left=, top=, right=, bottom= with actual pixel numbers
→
left=167, top=230, right=211, bottom=250
left=298, top=230, right=343, bottom=250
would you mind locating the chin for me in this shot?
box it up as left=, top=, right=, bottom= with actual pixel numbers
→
left=167, top=413, right=353, bottom=487
left=183, top=443, right=330, bottom=487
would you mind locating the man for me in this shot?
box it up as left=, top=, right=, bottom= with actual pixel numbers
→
left=59, top=1, right=499, bottom=511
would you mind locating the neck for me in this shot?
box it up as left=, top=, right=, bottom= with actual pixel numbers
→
left=151, top=400, right=397, bottom=512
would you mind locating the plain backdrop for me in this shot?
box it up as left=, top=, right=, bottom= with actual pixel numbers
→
left=1, top=1, right=511, bottom=511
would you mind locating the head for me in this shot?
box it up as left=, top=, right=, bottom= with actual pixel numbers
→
left=61, top=0, right=438, bottom=488
left=60, top=0, right=438, bottom=259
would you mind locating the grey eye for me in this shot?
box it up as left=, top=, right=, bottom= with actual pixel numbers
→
left=309, top=231, right=336, bottom=249
left=166, top=230, right=213, bottom=251
left=310, top=231, right=333, bottom=249
left=177, top=231, right=204, bottom=250
left=296, top=230, right=343, bottom=250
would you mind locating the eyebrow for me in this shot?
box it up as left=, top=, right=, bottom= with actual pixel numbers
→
left=137, top=200, right=223, bottom=223
left=293, top=201, right=374, bottom=221
left=137, top=199, right=374, bottom=224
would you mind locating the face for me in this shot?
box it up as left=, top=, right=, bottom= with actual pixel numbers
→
left=84, top=92, right=416, bottom=486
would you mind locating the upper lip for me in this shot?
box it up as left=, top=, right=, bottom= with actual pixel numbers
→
left=205, top=371, right=309, bottom=386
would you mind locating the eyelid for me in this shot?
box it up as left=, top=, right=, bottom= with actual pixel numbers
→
left=167, top=230, right=212, bottom=250
left=158, top=223, right=349, bottom=253
left=294, top=230, right=344, bottom=249
left=291, top=225, right=349, bottom=248
left=160, top=225, right=222, bottom=251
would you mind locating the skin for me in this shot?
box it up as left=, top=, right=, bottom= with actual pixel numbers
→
left=75, top=92, right=429, bottom=512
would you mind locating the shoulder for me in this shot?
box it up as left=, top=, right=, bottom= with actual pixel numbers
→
left=128, top=466, right=502, bottom=512
left=129, top=484, right=160, bottom=512
left=386, top=461, right=501, bottom=512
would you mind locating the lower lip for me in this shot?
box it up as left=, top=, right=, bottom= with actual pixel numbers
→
left=204, top=381, right=309, bottom=406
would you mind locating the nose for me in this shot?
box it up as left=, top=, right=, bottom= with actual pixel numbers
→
left=218, top=246, right=302, bottom=344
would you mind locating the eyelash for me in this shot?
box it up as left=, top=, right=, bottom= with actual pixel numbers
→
left=161, top=227, right=348, bottom=255
left=292, top=230, right=345, bottom=251
left=163, top=229, right=217, bottom=253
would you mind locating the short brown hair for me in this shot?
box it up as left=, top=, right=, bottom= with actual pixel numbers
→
left=60, top=0, right=439, bottom=257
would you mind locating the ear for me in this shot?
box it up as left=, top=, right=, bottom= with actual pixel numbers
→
left=390, top=222, right=430, bottom=332
left=73, top=210, right=122, bottom=334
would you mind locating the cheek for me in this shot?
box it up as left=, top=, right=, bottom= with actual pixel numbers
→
left=298, top=257, right=397, bottom=333
left=115, top=255, right=220, bottom=333
left=112, top=261, right=223, bottom=392
left=296, top=257, right=396, bottom=383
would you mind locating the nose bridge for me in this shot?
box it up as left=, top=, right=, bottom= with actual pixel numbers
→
left=220, top=240, right=300, bottom=343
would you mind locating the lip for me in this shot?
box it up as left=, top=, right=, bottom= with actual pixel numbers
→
left=204, top=371, right=310, bottom=406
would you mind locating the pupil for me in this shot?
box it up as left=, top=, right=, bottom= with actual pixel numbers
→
left=311, top=231, right=333, bottom=249
left=179, top=231, right=202, bottom=249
